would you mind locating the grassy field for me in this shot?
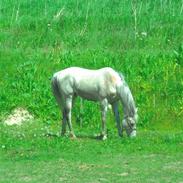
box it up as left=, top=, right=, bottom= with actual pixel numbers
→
left=0, top=0, right=183, bottom=182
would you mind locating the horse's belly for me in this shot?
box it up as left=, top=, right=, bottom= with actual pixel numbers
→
left=74, top=79, right=99, bottom=100
left=76, top=87, right=99, bottom=101
left=79, top=93, right=99, bottom=101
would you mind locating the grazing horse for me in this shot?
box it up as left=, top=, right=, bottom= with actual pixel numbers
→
left=51, top=67, right=138, bottom=140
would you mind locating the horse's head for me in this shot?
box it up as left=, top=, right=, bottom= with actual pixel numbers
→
left=122, top=108, right=138, bottom=137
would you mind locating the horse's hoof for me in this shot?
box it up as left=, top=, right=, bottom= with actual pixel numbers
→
left=70, top=133, right=77, bottom=139
left=119, top=134, right=123, bottom=138
left=95, top=134, right=107, bottom=140
left=102, top=135, right=107, bottom=141
left=61, top=133, right=66, bottom=137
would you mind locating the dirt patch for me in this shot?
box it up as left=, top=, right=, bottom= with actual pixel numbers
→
left=20, top=176, right=32, bottom=182
left=4, top=108, right=33, bottom=126
left=117, top=172, right=129, bottom=177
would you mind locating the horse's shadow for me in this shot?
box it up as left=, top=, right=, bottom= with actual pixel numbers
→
left=45, top=132, right=105, bottom=140
left=76, top=134, right=105, bottom=140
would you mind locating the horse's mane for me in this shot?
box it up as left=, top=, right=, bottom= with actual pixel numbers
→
left=117, top=71, right=137, bottom=119
left=117, top=72, right=125, bottom=82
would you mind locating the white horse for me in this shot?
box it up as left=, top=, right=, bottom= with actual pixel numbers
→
left=51, top=67, right=138, bottom=140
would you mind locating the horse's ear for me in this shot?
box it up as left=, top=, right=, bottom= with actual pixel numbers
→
left=134, top=108, right=138, bottom=122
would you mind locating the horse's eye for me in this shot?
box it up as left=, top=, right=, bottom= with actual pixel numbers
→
left=131, top=123, right=135, bottom=126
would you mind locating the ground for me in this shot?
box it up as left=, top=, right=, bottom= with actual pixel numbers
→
left=1, top=119, right=183, bottom=182
left=0, top=0, right=183, bottom=182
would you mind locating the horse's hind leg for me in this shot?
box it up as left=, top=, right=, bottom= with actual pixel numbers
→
left=61, top=110, right=67, bottom=136
left=64, top=96, right=76, bottom=138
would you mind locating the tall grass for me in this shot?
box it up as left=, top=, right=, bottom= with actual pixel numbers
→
left=0, top=0, right=183, bottom=129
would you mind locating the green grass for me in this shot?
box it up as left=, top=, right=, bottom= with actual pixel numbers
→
left=1, top=120, right=183, bottom=182
left=0, top=0, right=183, bottom=182
left=1, top=121, right=183, bottom=182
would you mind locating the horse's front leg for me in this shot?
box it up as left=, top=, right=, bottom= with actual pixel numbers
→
left=100, top=99, right=108, bottom=140
left=112, top=102, right=122, bottom=137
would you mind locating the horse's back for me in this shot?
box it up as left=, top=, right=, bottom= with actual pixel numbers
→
left=52, top=67, right=123, bottom=100
left=53, top=67, right=122, bottom=89
left=53, top=67, right=112, bottom=80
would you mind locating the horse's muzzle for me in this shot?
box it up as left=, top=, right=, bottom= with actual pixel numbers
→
left=129, top=130, right=136, bottom=138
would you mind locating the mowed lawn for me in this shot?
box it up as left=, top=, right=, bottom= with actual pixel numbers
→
left=1, top=121, right=183, bottom=183
left=1, top=149, right=183, bottom=183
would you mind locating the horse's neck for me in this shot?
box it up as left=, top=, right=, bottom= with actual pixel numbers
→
left=120, top=84, right=135, bottom=118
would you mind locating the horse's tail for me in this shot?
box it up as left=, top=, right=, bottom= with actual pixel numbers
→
left=51, top=74, right=62, bottom=109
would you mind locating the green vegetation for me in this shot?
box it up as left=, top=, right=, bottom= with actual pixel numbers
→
left=0, top=0, right=183, bottom=182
